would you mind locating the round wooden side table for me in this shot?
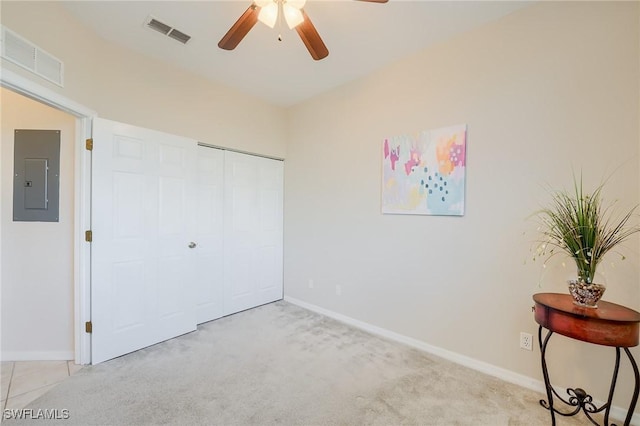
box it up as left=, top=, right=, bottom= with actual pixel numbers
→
left=533, top=293, right=640, bottom=426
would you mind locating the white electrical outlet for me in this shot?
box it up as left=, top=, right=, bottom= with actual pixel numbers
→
left=308, top=279, right=314, bottom=289
left=520, top=332, right=533, bottom=351
left=335, top=285, right=342, bottom=296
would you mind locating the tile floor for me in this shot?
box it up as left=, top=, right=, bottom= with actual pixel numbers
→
left=1, top=361, right=82, bottom=411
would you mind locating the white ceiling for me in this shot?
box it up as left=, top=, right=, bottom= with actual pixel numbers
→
left=62, top=1, right=532, bottom=107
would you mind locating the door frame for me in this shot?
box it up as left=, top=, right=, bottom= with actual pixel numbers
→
left=1, top=69, right=95, bottom=364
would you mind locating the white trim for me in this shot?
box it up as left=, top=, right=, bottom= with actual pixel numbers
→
left=1, top=68, right=95, bottom=365
left=1, top=351, right=75, bottom=361
left=1, top=69, right=92, bottom=117
left=74, top=117, right=92, bottom=365
left=284, top=296, right=640, bottom=425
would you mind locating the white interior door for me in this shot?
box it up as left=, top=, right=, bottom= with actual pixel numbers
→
left=91, top=118, right=197, bottom=364
left=223, top=151, right=283, bottom=315
left=195, top=146, right=224, bottom=323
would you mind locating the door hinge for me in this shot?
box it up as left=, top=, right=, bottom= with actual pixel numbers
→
left=85, top=138, right=93, bottom=151
left=85, top=321, right=92, bottom=333
left=85, top=230, right=92, bottom=242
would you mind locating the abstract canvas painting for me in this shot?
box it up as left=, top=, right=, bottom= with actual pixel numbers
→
left=381, top=124, right=467, bottom=216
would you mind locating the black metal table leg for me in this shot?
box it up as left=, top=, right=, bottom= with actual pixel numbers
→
left=539, top=325, right=556, bottom=426
left=622, top=348, right=639, bottom=426
left=603, top=348, right=620, bottom=426
left=538, top=326, right=639, bottom=426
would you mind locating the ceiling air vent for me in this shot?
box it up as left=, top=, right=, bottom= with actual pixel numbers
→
left=1, top=26, right=64, bottom=87
left=145, top=16, right=191, bottom=45
left=147, top=18, right=172, bottom=35
left=167, top=29, right=191, bottom=45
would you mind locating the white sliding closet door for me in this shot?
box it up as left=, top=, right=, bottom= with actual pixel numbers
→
left=223, top=151, right=283, bottom=315
left=91, top=118, right=197, bottom=364
left=195, top=146, right=225, bottom=323
left=91, top=121, right=283, bottom=362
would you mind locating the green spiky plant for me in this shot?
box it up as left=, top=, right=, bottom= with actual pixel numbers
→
left=535, top=174, right=639, bottom=284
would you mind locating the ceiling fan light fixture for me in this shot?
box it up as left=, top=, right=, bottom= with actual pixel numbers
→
left=222, top=0, right=388, bottom=60
left=283, top=4, right=304, bottom=29
left=258, top=3, right=278, bottom=28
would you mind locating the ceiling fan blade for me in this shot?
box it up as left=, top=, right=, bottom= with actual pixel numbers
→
left=218, top=4, right=259, bottom=50
left=295, top=10, right=329, bottom=61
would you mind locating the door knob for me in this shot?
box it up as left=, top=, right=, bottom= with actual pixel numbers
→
left=188, top=242, right=197, bottom=249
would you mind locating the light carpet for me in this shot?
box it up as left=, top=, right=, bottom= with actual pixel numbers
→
left=5, top=301, right=602, bottom=425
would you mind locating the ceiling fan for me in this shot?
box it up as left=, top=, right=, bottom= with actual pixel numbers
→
left=218, top=0, right=388, bottom=61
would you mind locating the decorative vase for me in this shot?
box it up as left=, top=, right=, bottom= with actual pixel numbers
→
left=567, top=280, right=606, bottom=308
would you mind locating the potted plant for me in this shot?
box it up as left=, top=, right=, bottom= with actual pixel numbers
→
left=534, top=174, right=640, bottom=307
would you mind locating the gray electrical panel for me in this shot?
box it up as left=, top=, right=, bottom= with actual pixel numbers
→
left=13, top=129, right=61, bottom=222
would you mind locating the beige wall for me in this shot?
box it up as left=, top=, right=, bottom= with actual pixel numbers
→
left=1, top=88, right=76, bottom=359
left=284, top=0, right=640, bottom=415
left=0, top=1, right=287, bottom=159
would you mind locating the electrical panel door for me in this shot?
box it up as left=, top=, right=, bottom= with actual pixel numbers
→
left=13, top=129, right=61, bottom=222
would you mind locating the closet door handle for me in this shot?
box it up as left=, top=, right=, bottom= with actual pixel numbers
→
left=188, top=242, right=197, bottom=249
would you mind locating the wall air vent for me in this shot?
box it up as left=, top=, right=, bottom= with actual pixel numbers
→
left=145, top=16, right=191, bottom=45
left=0, top=26, right=64, bottom=87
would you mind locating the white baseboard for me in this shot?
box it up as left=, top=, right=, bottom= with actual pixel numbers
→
left=284, top=296, right=639, bottom=425
left=1, top=351, right=74, bottom=361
